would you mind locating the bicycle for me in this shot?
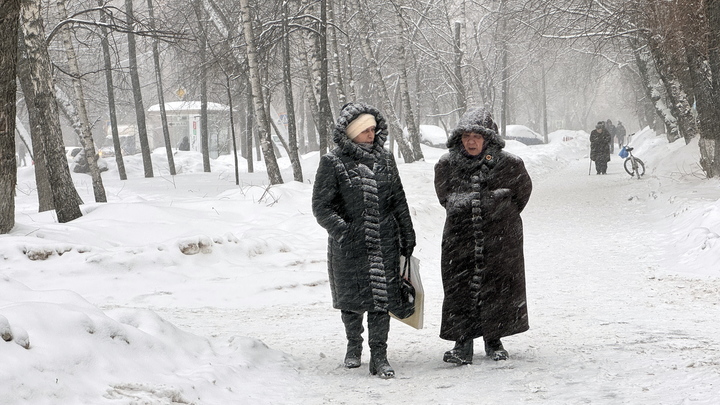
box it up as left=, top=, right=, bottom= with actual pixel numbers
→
left=620, top=145, right=645, bottom=179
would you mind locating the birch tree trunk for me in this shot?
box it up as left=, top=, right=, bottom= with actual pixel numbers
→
left=147, top=0, right=176, bottom=175
left=282, top=1, right=303, bottom=182
left=453, top=21, right=467, bottom=117
left=353, top=5, right=415, bottom=163
left=300, top=32, right=321, bottom=151
left=19, top=0, right=83, bottom=222
left=98, top=1, right=126, bottom=180
left=629, top=39, right=675, bottom=137
left=393, top=3, right=423, bottom=161
left=239, top=0, right=282, bottom=184
left=126, top=0, right=153, bottom=178
left=16, top=30, right=54, bottom=212
left=0, top=0, right=20, bottom=233
left=193, top=1, right=211, bottom=172
left=327, top=0, right=347, bottom=107
left=56, top=0, right=107, bottom=203
left=647, top=36, right=696, bottom=144
left=698, top=0, right=720, bottom=177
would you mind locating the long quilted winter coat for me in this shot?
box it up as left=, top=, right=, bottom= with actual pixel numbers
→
left=590, top=128, right=611, bottom=163
left=434, top=108, right=532, bottom=342
left=312, top=103, right=416, bottom=315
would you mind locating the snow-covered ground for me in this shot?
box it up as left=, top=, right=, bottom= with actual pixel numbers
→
left=2, top=127, right=719, bottom=404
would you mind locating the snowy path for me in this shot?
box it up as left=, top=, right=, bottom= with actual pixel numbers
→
left=154, top=157, right=720, bottom=404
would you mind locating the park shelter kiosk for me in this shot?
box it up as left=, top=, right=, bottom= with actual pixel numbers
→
left=147, top=101, right=233, bottom=157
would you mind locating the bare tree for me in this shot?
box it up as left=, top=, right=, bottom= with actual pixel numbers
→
left=19, top=0, right=83, bottom=223
left=147, top=0, right=176, bottom=175
left=282, top=0, right=303, bottom=182
left=239, top=0, right=283, bottom=184
left=0, top=0, right=21, bottom=233
left=701, top=0, right=720, bottom=177
left=97, top=1, right=127, bottom=180
left=55, top=0, right=107, bottom=203
left=316, top=0, right=333, bottom=153
left=193, top=0, right=211, bottom=172
left=351, top=2, right=416, bottom=162
left=125, top=0, right=153, bottom=178
left=391, top=0, right=424, bottom=161
left=16, top=31, right=55, bottom=213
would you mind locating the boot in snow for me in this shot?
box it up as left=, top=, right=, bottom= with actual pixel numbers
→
left=443, top=339, right=473, bottom=365
left=344, top=343, right=362, bottom=368
left=369, top=353, right=395, bottom=379
left=484, top=338, right=508, bottom=361
left=368, top=311, right=394, bottom=378
left=341, top=310, right=364, bottom=368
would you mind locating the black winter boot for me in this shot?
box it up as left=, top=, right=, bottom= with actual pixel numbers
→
left=341, top=310, right=364, bottom=368
left=443, top=339, right=473, bottom=365
left=484, top=338, right=508, bottom=361
left=368, top=311, right=394, bottom=379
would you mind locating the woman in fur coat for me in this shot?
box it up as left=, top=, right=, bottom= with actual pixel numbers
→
left=312, top=102, right=416, bottom=378
left=434, top=107, right=532, bottom=365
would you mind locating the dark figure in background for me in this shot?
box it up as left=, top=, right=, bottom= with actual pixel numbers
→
left=17, top=143, right=27, bottom=167
left=178, top=136, right=190, bottom=151
left=605, top=119, right=616, bottom=153
left=312, top=102, right=416, bottom=379
left=434, top=108, right=533, bottom=365
left=71, top=148, right=108, bottom=174
left=590, top=121, right=612, bottom=175
left=615, top=121, right=627, bottom=149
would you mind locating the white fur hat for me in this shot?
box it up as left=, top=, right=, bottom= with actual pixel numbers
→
left=346, top=114, right=377, bottom=140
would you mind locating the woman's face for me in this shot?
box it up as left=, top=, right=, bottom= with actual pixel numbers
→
left=461, top=132, right=485, bottom=156
left=352, top=126, right=376, bottom=144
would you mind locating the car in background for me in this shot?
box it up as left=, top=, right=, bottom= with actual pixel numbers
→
left=65, top=146, right=82, bottom=162
left=505, top=125, right=545, bottom=145
left=418, top=125, right=449, bottom=148
left=65, top=146, right=108, bottom=174
left=98, top=146, right=115, bottom=158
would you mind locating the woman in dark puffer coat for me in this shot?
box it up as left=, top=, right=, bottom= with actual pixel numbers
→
left=312, top=102, right=416, bottom=379
left=434, top=107, right=532, bottom=365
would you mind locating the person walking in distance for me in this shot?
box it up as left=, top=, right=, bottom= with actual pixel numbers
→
left=615, top=121, right=627, bottom=150
left=590, top=121, right=612, bottom=175
left=17, top=142, right=27, bottom=167
left=312, top=102, right=416, bottom=379
left=605, top=119, right=616, bottom=153
left=434, top=107, right=533, bottom=365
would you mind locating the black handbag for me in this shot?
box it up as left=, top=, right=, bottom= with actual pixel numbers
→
left=393, top=258, right=416, bottom=319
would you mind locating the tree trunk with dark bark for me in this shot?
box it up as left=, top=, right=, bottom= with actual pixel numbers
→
left=245, top=74, right=254, bottom=172
left=225, top=77, right=239, bottom=185
left=98, top=0, right=126, bottom=180
left=126, top=0, right=153, bottom=178
left=630, top=38, right=678, bottom=140
left=147, top=0, right=176, bottom=175
left=453, top=21, right=466, bottom=118
left=19, top=0, right=83, bottom=222
left=282, top=2, right=303, bottom=182
left=17, top=29, right=54, bottom=213
left=0, top=0, right=21, bottom=233
left=698, top=0, right=720, bottom=177
left=316, top=0, right=334, bottom=154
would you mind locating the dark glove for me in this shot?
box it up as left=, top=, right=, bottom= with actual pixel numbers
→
left=400, top=245, right=414, bottom=258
